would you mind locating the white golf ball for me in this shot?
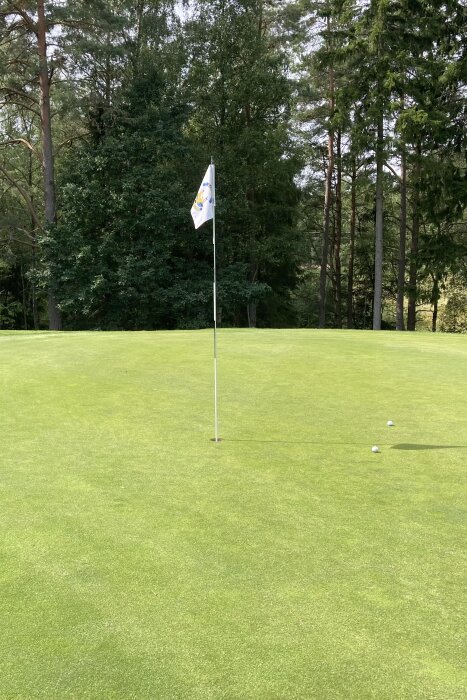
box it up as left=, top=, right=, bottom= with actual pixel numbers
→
left=387, top=420, right=394, bottom=427
left=372, top=446, right=380, bottom=453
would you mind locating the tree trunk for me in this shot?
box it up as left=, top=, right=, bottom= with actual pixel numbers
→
left=247, top=257, right=258, bottom=328
left=134, top=1, right=145, bottom=69
left=372, top=113, right=384, bottom=330
left=20, top=263, right=28, bottom=330
left=334, top=128, right=342, bottom=328
left=247, top=302, right=257, bottom=328
left=27, top=146, right=39, bottom=329
left=431, top=274, right=439, bottom=332
left=318, top=27, right=334, bottom=329
left=329, top=198, right=336, bottom=316
left=407, top=143, right=421, bottom=331
left=37, top=0, right=62, bottom=330
left=396, top=139, right=407, bottom=330
left=104, top=33, right=112, bottom=105
left=346, top=158, right=356, bottom=328
left=32, top=240, right=39, bottom=330
left=244, top=100, right=258, bottom=329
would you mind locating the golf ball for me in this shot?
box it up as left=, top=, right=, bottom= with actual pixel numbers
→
left=372, top=446, right=380, bottom=453
left=387, top=420, right=394, bottom=426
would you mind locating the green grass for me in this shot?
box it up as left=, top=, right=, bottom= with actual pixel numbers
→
left=1, top=329, right=466, bottom=699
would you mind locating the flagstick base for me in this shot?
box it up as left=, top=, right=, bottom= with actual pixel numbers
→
left=210, top=437, right=223, bottom=442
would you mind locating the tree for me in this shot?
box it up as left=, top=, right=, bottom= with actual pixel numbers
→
left=0, top=0, right=465, bottom=332
left=184, top=0, right=301, bottom=327
left=42, top=50, right=202, bottom=329
left=0, top=0, right=127, bottom=328
left=0, top=1, right=63, bottom=327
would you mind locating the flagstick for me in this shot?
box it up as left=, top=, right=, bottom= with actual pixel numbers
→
left=212, top=157, right=220, bottom=442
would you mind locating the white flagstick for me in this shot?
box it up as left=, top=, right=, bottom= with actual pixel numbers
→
left=211, top=158, right=220, bottom=442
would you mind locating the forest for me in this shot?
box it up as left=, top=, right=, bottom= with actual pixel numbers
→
left=0, top=0, right=465, bottom=332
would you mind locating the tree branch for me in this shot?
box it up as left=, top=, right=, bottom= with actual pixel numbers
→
left=0, top=138, right=41, bottom=162
left=10, top=4, right=38, bottom=34
left=0, top=98, right=41, bottom=118
left=56, top=133, right=87, bottom=152
left=384, top=161, right=402, bottom=182
left=0, top=234, right=35, bottom=247
left=0, top=163, right=42, bottom=231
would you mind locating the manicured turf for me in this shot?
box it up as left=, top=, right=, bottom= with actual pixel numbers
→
left=1, top=329, right=466, bottom=699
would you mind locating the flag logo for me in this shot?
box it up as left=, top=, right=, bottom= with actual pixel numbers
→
left=191, top=165, right=215, bottom=229
left=194, top=181, right=212, bottom=212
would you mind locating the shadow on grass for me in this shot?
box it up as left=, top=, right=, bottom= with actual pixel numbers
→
left=390, top=443, right=467, bottom=451
left=224, top=439, right=389, bottom=447
left=224, top=439, right=467, bottom=450
left=225, top=439, right=387, bottom=446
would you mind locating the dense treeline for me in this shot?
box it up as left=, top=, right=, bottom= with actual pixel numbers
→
left=0, top=0, right=465, bottom=331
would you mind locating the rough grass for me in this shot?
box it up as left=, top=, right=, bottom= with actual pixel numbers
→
left=1, top=329, right=466, bottom=699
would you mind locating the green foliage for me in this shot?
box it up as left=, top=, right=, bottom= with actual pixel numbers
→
left=184, top=0, right=302, bottom=327
left=0, top=0, right=465, bottom=330
left=38, top=0, right=302, bottom=329
left=42, top=61, right=205, bottom=329
left=441, top=281, right=467, bottom=333
left=0, top=257, right=25, bottom=329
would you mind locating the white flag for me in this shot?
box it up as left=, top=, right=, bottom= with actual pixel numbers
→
left=191, top=165, right=215, bottom=229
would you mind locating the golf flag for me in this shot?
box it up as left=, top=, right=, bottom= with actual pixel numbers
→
left=190, top=159, right=220, bottom=441
left=191, top=165, right=215, bottom=229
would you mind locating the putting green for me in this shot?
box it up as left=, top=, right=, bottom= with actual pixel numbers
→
left=1, top=329, right=466, bottom=699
